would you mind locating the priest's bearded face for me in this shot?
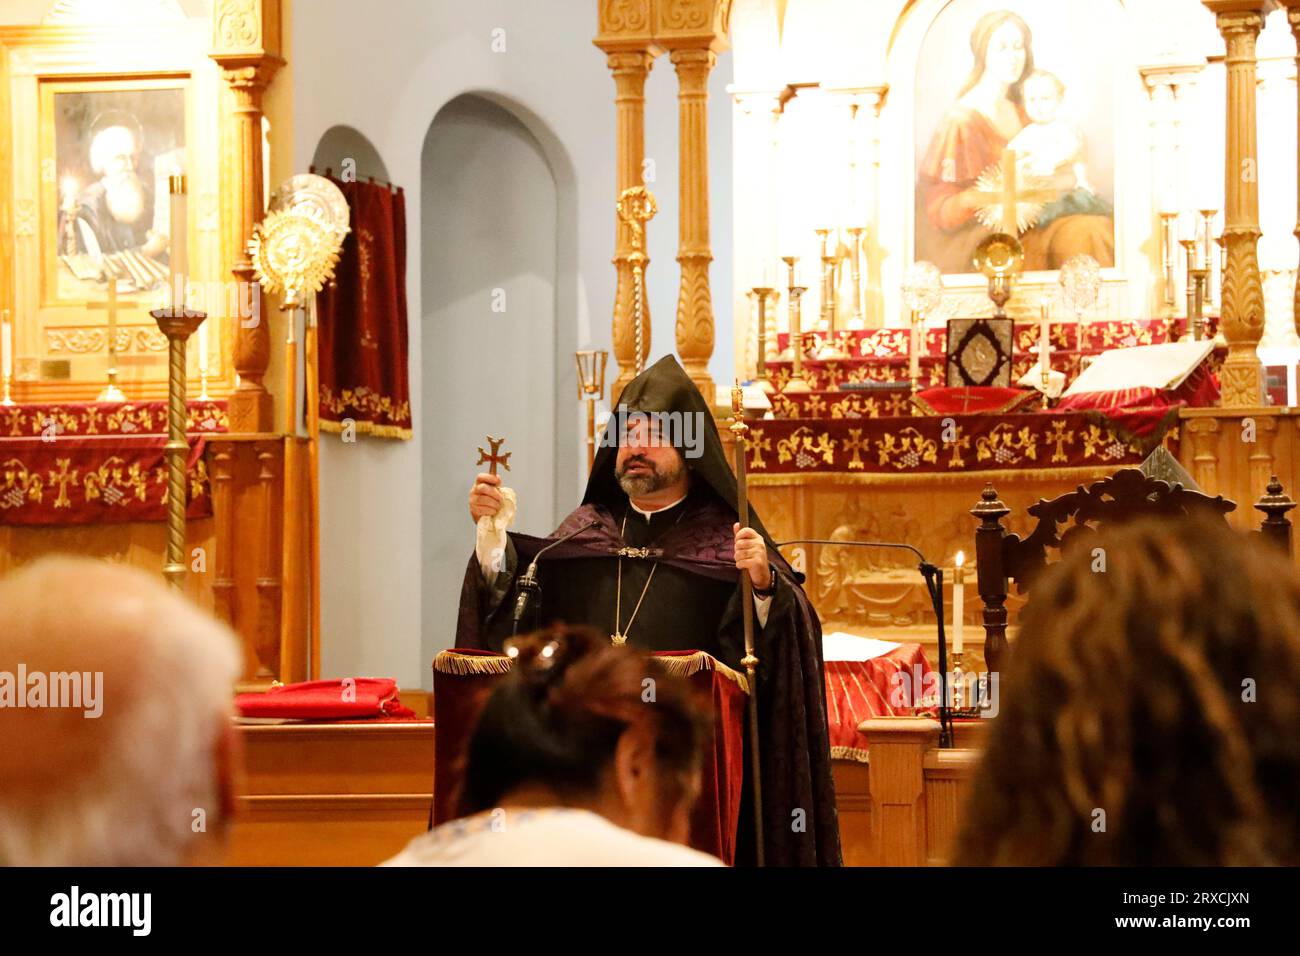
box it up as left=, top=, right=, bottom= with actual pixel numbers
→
left=615, top=417, right=687, bottom=498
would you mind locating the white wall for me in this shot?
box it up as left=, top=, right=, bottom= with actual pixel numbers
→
left=293, top=0, right=734, bottom=687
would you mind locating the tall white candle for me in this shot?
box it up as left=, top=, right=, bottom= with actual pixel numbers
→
left=1, top=311, right=11, bottom=379
left=953, top=552, right=966, bottom=654
left=169, top=174, right=187, bottom=310
left=1039, top=304, right=1050, bottom=376
left=909, top=310, right=920, bottom=382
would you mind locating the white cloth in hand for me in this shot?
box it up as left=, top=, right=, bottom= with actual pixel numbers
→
left=476, top=486, right=516, bottom=580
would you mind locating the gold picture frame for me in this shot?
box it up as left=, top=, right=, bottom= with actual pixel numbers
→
left=0, top=19, right=227, bottom=402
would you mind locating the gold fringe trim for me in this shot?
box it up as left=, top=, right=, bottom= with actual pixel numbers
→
left=830, top=745, right=870, bottom=764
left=651, top=651, right=750, bottom=695
left=433, top=648, right=750, bottom=693
left=320, top=418, right=413, bottom=441
left=748, top=464, right=1120, bottom=487
left=434, top=650, right=514, bottom=676
left=910, top=390, right=1038, bottom=418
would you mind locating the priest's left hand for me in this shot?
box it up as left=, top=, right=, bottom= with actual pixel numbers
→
left=733, top=523, right=773, bottom=590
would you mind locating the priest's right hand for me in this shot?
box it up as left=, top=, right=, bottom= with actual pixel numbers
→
left=469, top=473, right=505, bottom=523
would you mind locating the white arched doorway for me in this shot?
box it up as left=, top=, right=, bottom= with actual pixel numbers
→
left=419, top=93, right=563, bottom=674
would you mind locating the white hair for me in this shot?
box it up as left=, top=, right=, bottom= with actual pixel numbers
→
left=0, top=557, right=241, bottom=866
left=89, top=124, right=138, bottom=176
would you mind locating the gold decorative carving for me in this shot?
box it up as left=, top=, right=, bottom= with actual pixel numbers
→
left=14, top=199, right=36, bottom=238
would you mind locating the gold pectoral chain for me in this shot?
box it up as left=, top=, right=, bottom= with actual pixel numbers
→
left=611, top=508, right=682, bottom=646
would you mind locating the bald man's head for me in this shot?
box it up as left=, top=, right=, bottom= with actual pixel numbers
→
left=0, top=557, right=241, bottom=866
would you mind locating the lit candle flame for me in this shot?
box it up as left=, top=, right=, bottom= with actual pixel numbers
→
left=955, top=550, right=966, bottom=568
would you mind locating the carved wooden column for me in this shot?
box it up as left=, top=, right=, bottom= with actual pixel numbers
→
left=656, top=0, right=729, bottom=404
left=670, top=45, right=719, bottom=403
left=210, top=443, right=236, bottom=628
left=211, top=0, right=282, bottom=432
left=1205, top=1, right=1267, bottom=407
left=1184, top=415, right=1222, bottom=492
left=595, top=5, right=658, bottom=406
left=1279, top=1, right=1300, bottom=343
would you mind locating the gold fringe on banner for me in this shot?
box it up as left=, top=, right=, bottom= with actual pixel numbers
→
left=320, top=419, right=413, bottom=441
left=651, top=651, right=750, bottom=695
left=830, top=745, right=870, bottom=764
left=433, top=650, right=514, bottom=677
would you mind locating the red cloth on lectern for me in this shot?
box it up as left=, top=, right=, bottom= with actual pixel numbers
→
left=315, top=177, right=412, bottom=440
left=431, top=648, right=747, bottom=865
left=234, top=678, right=416, bottom=719
left=823, top=643, right=931, bottom=760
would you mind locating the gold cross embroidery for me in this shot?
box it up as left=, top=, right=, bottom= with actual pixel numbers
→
left=48, top=458, right=79, bottom=509
left=748, top=429, right=771, bottom=470
left=843, top=428, right=867, bottom=470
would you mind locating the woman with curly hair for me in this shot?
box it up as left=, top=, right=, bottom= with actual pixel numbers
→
left=954, top=516, right=1300, bottom=865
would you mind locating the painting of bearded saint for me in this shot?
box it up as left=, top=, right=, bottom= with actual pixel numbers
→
left=915, top=3, right=1116, bottom=275
left=54, top=86, right=185, bottom=295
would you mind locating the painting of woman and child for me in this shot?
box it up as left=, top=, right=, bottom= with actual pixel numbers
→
left=915, top=1, right=1117, bottom=275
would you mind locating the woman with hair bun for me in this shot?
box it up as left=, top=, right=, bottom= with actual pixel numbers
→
left=384, top=626, right=723, bottom=866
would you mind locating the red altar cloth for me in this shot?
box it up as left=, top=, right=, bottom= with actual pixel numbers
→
left=431, top=647, right=748, bottom=865
left=742, top=408, right=1174, bottom=475
left=823, top=643, right=931, bottom=762
left=0, top=434, right=212, bottom=526
left=0, top=399, right=227, bottom=438
left=766, top=321, right=1225, bottom=392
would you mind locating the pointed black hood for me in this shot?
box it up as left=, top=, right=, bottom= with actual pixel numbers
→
left=584, top=354, right=777, bottom=549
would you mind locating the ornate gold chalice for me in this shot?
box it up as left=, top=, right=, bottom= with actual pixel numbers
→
left=972, top=233, right=1024, bottom=319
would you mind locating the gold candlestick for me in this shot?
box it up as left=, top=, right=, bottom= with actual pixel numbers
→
left=1160, top=212, right=1179, bottom=314
left=815, top=229, right=832, bottom=329
left=753, top=287, right=777, bottom=394
left=1180, top=239, right=1198, bottom=341
left=149, top=304, right=207, bottom=590
left=1191, top=268, right=1209, bottom=342
left=87, top=279, right=126, bottom=402
left=784, top=287, right=811, bottom=393
left=576, top=349, right=608, bottom=473
left=847, top=227, right=865, bottom=330
left=1199, top=209, right=1219, bottom=315
left=779, top=256, right=799, bottom=361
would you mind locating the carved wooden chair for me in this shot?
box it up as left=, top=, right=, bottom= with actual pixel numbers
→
left=969, top=469, right=1295, bottom=671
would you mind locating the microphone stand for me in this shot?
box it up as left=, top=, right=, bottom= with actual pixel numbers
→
left=511, top=520, right=599, bottom=635
left=775, top=538, right=953, bottom=748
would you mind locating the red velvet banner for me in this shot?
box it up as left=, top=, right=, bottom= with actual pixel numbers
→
left=0, top=400, right=227, bottom=438
left=0, top=435, right=211, bottom=526
left=743, top=410, right=1177, bottom=475
left=316, top=178, right=412, bottom=440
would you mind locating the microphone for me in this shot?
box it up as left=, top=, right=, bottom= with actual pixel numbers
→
left=775, top=537, right=954, bottom=749
left=511, top=519, right=600, bottom=634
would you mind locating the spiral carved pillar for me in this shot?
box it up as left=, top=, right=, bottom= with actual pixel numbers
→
left=1205, top=1, right=1267, bottom=407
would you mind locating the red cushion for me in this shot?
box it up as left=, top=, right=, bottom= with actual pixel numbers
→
left=912, top=386, right=1038, bottom=416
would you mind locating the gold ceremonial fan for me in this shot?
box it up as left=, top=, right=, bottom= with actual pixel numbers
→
left=248, top=206, right=346, bottom=308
